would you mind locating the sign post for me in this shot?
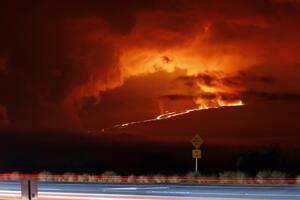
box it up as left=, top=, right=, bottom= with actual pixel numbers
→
left=21, top=179, right=38, bottom=200
left=191, top=134, right=203, bottom=173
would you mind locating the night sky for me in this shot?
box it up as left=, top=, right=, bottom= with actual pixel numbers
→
left=0, top=0, right=300, bottom=175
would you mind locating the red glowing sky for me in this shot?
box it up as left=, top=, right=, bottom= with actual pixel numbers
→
left=0, top=0, right=300, bottom=137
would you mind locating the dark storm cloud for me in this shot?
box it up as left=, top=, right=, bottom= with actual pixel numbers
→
left=204, top=0, right=300, bottom=44
left=197, top=74, right=217, bottom=86
left=243, top=91, right=300, bottom=101
left=219, top=93, right=241, bottom=102
left=175, top=74, right=219, bottom=87
left=221, top=72, right=277, bottom=87
left=0, top=0, right=144, bottom=130
left=207, top=21, right=268, bottom=44
left=176, top=72, right=276, bottom=88
left=195, top=92, right=242, bottom=103
left=198, top=93, right=217, bottom=100
left=0, top=14, right=119, bottom=130
left=196, top=92, right=241, bottom=102
left=160, top=94, right=194, bottom=101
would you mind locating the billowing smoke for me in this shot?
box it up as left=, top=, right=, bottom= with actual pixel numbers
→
left=0, top=0, right=300, bottom=131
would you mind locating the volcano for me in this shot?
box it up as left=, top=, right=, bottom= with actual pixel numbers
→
left=104, top=101, right=300, bottom=149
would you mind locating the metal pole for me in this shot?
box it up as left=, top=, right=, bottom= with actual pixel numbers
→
left=28, top=180, right=31, bottom=200
left=195, top=158, right=198, bottom=173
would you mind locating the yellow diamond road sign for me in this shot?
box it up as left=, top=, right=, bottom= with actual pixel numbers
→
left=191, top=134, right=203, bottom=149
left=192, top=149, right=202, bottom=158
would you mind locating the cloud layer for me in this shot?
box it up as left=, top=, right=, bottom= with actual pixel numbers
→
left=0, top=0, right=300, bottom=130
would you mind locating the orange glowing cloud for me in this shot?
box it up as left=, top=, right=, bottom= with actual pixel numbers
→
left=1, top=0, right=300, bottom=131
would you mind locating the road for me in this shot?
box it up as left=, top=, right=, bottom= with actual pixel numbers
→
left=0, top=181, right=300, bottom=199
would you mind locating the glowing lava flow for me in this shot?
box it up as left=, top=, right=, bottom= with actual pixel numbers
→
left=110, top=100, right=244, bottom=130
